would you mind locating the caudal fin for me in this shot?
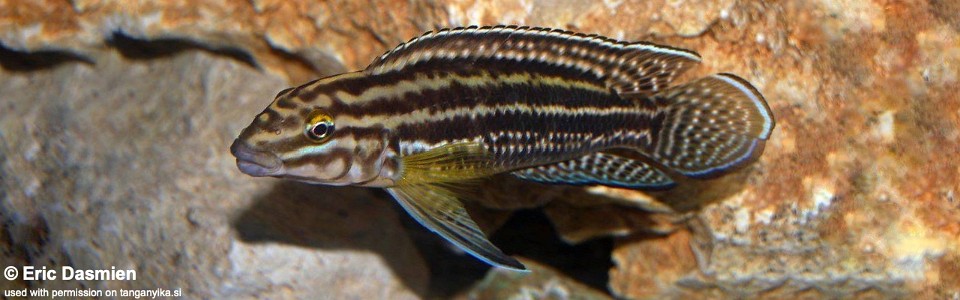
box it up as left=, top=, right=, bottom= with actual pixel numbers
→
left=647, top=73, right=775, bottom=178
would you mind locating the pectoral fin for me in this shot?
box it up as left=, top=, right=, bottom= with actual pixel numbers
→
left=512, top=152, right=675, bottom=189
left=386, top=183, right=527, bottom=271
left=398, top=142, right=503, bottom=185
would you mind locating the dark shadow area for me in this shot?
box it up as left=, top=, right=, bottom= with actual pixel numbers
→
left=406, top=206, right=615, bottom=297
left=233, top=181, right=427, bottom=294
left=490, top=209, right=613, bottom=292
left=0, top=42, right=94, bottom=72
left=390, top=192, right=493, bottom=298
left=106, top=32, right=259, bottom=69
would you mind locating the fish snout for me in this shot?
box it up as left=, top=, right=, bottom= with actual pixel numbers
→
left=230, top=140, right=282, bottom=177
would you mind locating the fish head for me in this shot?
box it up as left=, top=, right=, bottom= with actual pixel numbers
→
left=230, top=74, right=400, bottom=187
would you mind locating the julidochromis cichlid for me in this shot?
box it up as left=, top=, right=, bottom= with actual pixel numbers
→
left=230, top=25, right=775, bottom=271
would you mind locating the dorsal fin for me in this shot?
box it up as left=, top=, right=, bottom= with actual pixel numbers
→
left=365, top=25, right=702, bottom=94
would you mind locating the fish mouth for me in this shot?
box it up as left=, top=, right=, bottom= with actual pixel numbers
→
left=230, top=139, right=282, bottom=177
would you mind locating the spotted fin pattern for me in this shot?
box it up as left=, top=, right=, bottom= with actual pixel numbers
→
left=646, top=73, right=775, bottom=177
left=511, top=152, right=675, bottom=189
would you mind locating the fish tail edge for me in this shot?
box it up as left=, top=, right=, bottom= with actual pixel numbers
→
left=644, top=73, right=775, bottom=178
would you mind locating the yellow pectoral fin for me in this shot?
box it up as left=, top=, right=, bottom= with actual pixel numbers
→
left=398, top=142, right=502, bottom=185
left=386, top=183, right=528, bottom=271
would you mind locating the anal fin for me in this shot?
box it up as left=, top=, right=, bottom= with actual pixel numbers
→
left=387, top=183, right=527, bottom=271
left=511, top=152, right=675, bottom=189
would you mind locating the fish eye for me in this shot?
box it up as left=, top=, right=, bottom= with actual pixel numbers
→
left=305, top=111, right=335, bottom=142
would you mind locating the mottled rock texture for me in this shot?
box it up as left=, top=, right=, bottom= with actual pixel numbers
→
left=1, top=0, right=958, bottom=299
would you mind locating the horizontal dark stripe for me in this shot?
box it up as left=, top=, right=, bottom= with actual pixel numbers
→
left=290, top=57, right=608, bottom=105
left=328, top=70, right=642, bottom=118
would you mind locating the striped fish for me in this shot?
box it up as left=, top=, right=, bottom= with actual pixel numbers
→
left=230, top=25, right=775, bottom=271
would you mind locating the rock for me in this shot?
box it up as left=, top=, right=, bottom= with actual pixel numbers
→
left=608, top=1, right=960, bottom=298
left=0, top=50, right=426, bottom=298
left=2, top=0, right=958, bottom=299
left=543, top=190, right=679, bottom=244
left=228, top=182, right=429, bottom=299
left=609, top=230, right=700, bottom=299
left=456, top=258, right=611, bottom=300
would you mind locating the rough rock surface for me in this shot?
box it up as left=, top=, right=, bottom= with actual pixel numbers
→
left=457, top=258, right=610, bottom=300
left=0, top=50, right=428, bottom=298
left=609, top=1, right=960, bottom=299
left=2, top=0, right=958, bottom=299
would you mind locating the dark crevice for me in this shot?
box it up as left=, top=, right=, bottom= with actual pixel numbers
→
left=106, top=32, right=260, bottom=69
left=491, top=210, right=613, bottom=292
left=267, top=46, right=347, bottom=84
left=268, top=46, right=323, bottom=74
left=413, top=207, right=613, bottom=298
left=0, top=42, right=94, bottom=72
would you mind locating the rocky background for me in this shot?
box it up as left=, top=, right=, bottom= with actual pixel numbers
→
left=1, top=0, right=958, bottom=299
